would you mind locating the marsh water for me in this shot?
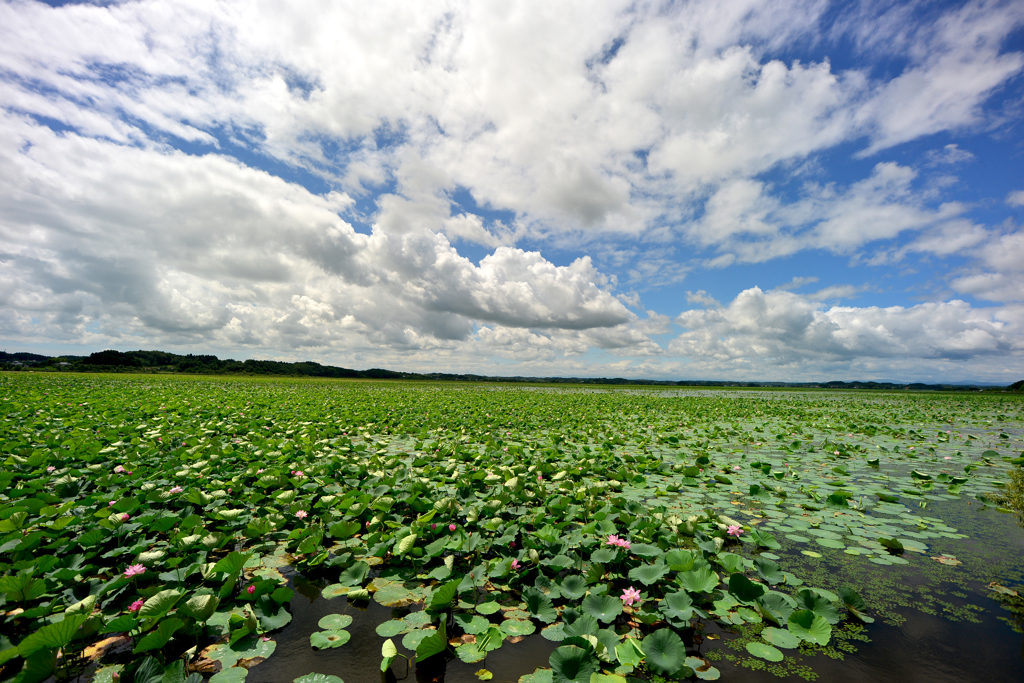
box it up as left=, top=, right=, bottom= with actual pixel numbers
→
left=244, top=495, right=1024, bottom=683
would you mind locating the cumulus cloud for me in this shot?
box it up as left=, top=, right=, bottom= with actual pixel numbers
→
left=0, top=114, right=631, bottom=357
left=1, top=0, right=1019, bottom=241
left=1, top=0, right=1022, bottom=378
left=670, top=287, right=1023, bottom=366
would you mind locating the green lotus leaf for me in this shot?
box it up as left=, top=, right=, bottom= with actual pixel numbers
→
left=659, top=590, right=694, bottom=627
left=254, top=595, right=292, bottom=631
left=563, top=614, right=599, bottom=637
left=758, top=592, right=796, bottom=626
left=541, top=622, right=568, bottom=641
left=293, top=674, right=344, bottom=683
left=728, top=573, right=766, bottom=603
left=628, top=562, right=670, bottom=586
left=838, top=586, right=875, bottom=623
left=455, top=643, right=487, bottom=663
left=376, top=619, right=410, bottom=638
left=628, top=543, right=662, bottom=558
left=317, top=614, right=353, bottom=630
left=310, top=629, right=351, bottom=649
left=549, top=645, right=599, bottom=683
left=760, top=626, right=802, bottom=649
left=559, top=575, right=587, bottom=600
left=373, top=583, right=416, bottom=607
left=476, top=601, right=502, bottom=615
left=641, top=628, right=686, bottom=676
left=455, top=613, right=491, bottom=635
left=678, top=566, right=719, bottom=594
left=401, top=629, right=434, bottom=651
left=581, top=594, right=622, bottom=624
left=749, top=529, right=782, bottom=549
left=138, top=589, right=183, bottom=621
left=794, top=589, right=840, bottom=624
left=665, top=549, right=695, bottom=571
left=501, top=619, right=536, bottom=637
left=518, top=669, right=554, bottom=683
left=133, top=617, right=184, bottom=653
left=615, top=637, right=645, bottom=667
left=102, top=614, right=140, bottom=634
left=590, top=548, right=618, bottom=564
left=428, top=579, right=460, bottom=611
left=788, top=610, right=832, bottom=646
left=415, top=620, right=448, bottom=661
left=523, top=586, right=558, bottom=623
left=210, top=669, right=248, bottom=683
left=179, top=594, right=220, bottom=623
left=753, top=557, right=785, bottom=585
left=746, top=641, right=783, bottom=661
left=878, top=537, right=904, bottom=553
left=338, top=561, right=370, bottom=587
left=17, top=614, right=89, bottom=656
left=715, top=552, right=744, bottom=574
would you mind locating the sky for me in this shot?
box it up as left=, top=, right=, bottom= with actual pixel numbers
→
left=1, top=0, right=1023, bottom=383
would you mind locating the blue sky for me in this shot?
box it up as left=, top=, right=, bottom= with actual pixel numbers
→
left=1, top=0, right=1023, bottom=382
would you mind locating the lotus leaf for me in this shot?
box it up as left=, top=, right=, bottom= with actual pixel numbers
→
left=581, top=594, right=622, bottom=623
left=549, top=645, right=599, bottom=683
left=309, top=630, right=351, bottom=649
left=678, top=567, right=719, bottom=594
left=788, top=610, right=832, bottom=646
left=641, top=628, right=686, bottom=676
left=746, top=641, right=784, bottom=662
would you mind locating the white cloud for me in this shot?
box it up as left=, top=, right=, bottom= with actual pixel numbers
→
left=925, top=143, right=975, bottom=165
left=1, top=0, right=1019, bottom=243
left=0, top=115, right=631, bottom=357
left=670, top=286, right=1023, bottom=365
left=1008, top=190, right=1024, bottom=207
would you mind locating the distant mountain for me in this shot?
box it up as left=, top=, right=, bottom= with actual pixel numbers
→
left=0, top=349, right=1018, bottom=391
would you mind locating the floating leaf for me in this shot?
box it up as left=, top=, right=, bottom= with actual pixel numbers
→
left=760, top=626, right=801, bottom=649
left=746, top=642, right=783, bottom=662
left=317, top=614, right=353, bottom=630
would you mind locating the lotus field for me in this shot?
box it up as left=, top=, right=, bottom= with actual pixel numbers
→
left=1, top=373, right=1022, bottom=683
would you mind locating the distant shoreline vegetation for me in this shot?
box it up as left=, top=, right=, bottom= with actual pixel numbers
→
left=1, top=349, right=1021, bottom=392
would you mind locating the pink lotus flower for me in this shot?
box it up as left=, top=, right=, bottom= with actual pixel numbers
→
left=732, top=465, right=741, bottom=471
left=129, top=599, right=144, bottom=613
left=108, top=500, right=116, bottom=507
left=295, top=510, right=308, bottom=519
left=247, top=585, right=255, bottom=595
left=511, top=559, right=521, bottom=570
left=620, top=586, right=641, bottom=606
left=509, top=541, right=515, bottom=548
left=449, top=524, right=456, bottom=531
left=121, top=513, right=130, bottom=522
left=46, top=466, right=56, bottom=473
left=114, top=465, right=125, bottom=473
left=618, top=538, right=631, bottom=550
left=293, top=470, right=306, bottom=478
left=431, top=523, right=437, bottom=530
left=124, top=564, right=146, bottom=578
left=606, top=534, right=621, bottom=546
left=944, top=456, right=952, bottom=460
left=727, top=525, right=744, bottom=537
left=169, top=486, right=183, bottom=494
left=257, top=469, right=264, bottom=474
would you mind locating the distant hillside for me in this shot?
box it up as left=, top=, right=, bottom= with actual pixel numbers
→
left=0, top=349, right=1017, bottom=391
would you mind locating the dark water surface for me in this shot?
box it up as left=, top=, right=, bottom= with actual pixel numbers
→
left=244, top=500, right=1024, bottom=683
